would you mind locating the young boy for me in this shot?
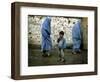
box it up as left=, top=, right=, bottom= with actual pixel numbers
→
left=57, top=31, right=67, bottom=62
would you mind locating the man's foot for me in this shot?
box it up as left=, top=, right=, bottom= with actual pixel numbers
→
left=76, top=50, right=81, bottom=54
left=72, top=51, right=77, bottom=55
left=42, top=53, right=46, bottom=57
left=42, top=53, right=50, bottom=57
left=47, top=53, right=50, bottom=57
left=42, top=52, right=47, bottom=57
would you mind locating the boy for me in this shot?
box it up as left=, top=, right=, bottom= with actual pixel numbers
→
left=57, top=31, right=67, bottom=62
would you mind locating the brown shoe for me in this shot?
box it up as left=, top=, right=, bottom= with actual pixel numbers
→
left=72, top=51, right=77, bottom=55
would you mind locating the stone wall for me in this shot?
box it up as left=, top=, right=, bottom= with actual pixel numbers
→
left=28, top=15, right=88, bottom=49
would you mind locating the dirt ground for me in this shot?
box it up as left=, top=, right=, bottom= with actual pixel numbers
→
left=28, top=47, right=88, bottom=66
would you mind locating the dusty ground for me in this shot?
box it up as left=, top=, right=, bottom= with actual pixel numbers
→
left=28, top=47, right=88, bottom=66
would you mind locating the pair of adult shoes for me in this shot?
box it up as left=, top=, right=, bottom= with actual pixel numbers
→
left=72, top=50, right=81, bottom=55
left=42, top=53, right=50, bottom=57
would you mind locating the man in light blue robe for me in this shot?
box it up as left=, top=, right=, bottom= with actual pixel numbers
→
left=41, top=17, right=52, bottom=56
left=72, top=21, right=82, bottom=54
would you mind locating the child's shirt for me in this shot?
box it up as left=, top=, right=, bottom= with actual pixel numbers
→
left=57, top=38, right=67, bottom=49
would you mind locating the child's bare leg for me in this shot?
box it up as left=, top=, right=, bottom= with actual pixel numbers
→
left=60, top=49, right=65, bottom=62
left=57, top=48, right=61, bottom=61
left=61, top=49, right=64, bottom=58
left=58, top=49, right=65, bottom=62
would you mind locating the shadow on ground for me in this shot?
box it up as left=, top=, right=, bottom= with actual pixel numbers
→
left=28, top=47, right=88, bottom=66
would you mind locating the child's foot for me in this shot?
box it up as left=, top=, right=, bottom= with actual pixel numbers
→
left=60, top=59, right=65, bottom=62
left=57, top=58, right=61, bottom=62
left=58, top=58, right=65, bottom=62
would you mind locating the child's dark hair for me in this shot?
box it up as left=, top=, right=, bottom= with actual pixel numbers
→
left=59, top=31, right=64, bottom=35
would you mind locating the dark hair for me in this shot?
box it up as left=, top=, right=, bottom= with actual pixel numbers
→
left=59, top=31, right=64, bottom=35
